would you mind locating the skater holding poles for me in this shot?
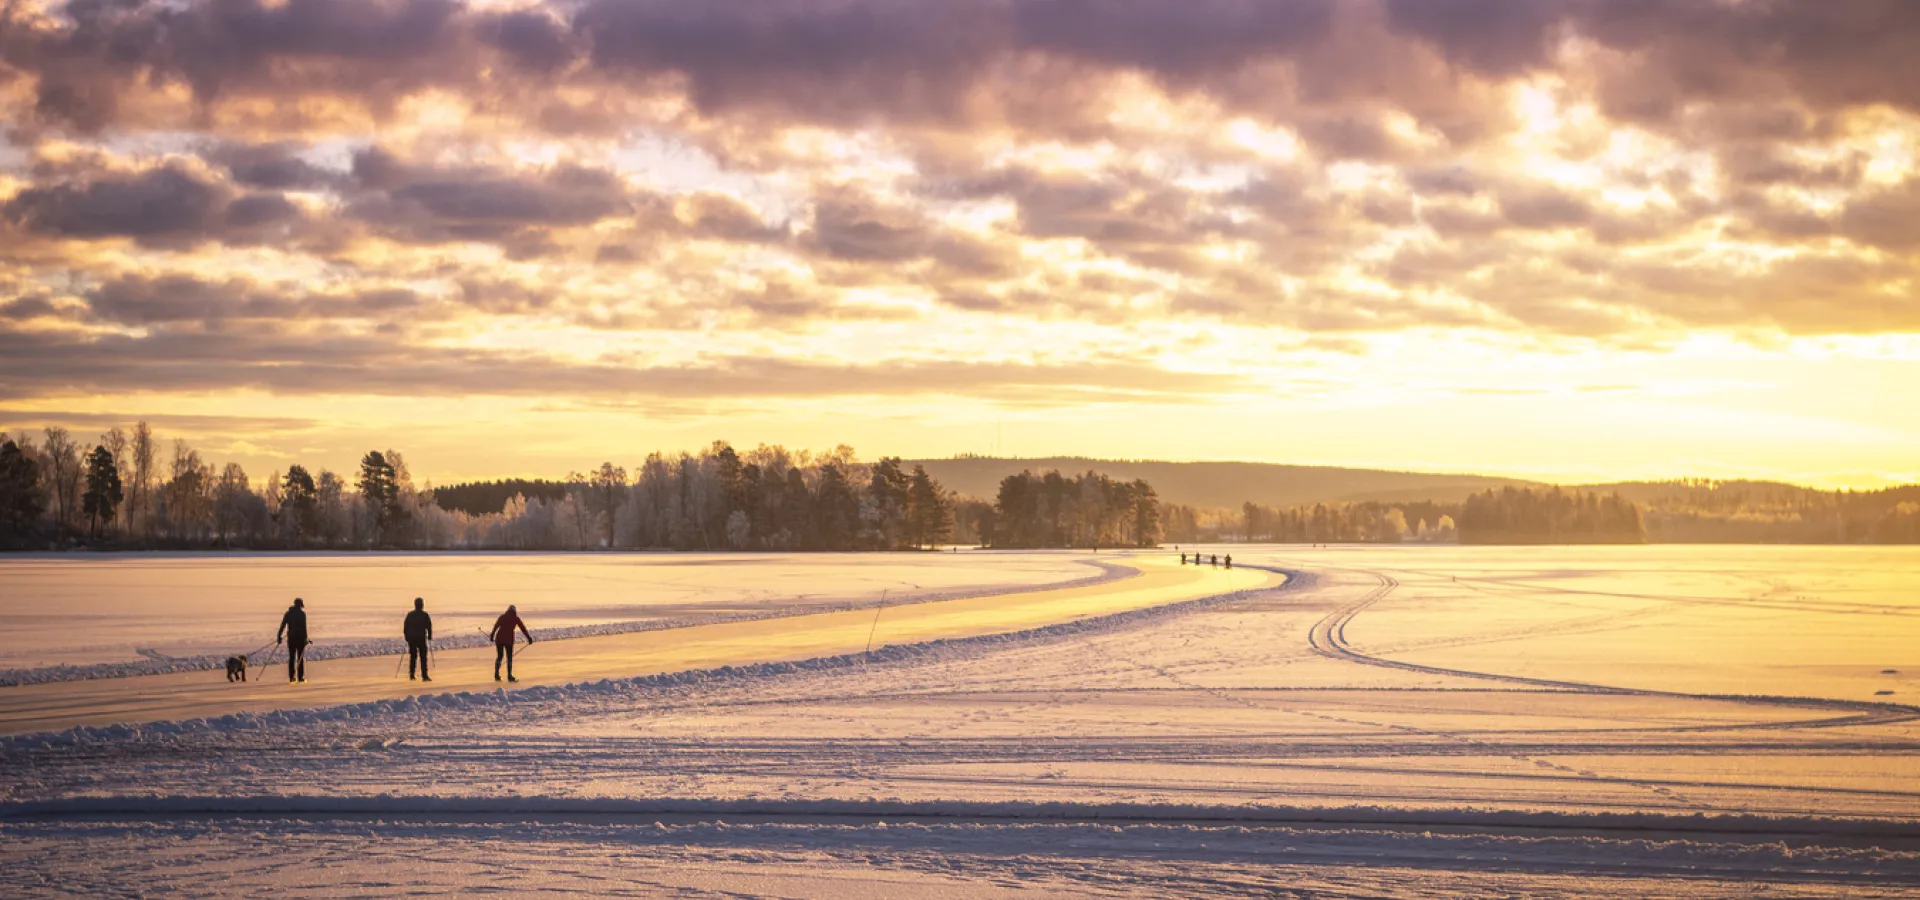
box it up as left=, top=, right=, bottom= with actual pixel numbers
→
left=490, top=604, right=532, bottom=683
left=404, top=597, right=434, bottom=682
left=276, top=597, right=310, bottom=683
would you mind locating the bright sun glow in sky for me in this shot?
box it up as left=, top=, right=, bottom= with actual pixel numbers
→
left=0, top=0, right=1916, bottom=488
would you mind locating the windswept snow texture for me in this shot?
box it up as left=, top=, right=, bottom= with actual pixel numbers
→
left=4, top=545, right=1919, bottom=896
left=0, top=551, right=1108, bottom=682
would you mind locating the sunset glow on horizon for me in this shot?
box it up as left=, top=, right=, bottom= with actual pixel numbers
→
left=2, top=0, right=1916, bottom=489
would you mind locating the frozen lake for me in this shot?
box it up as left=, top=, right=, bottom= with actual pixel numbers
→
left=0, top=552, right=1103, bottom=672
left=6, top=545, right=1919, bottom=895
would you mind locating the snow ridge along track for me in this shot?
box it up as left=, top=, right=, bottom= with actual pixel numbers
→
left=8, top=794, right=1920, bottom=840
left=1264, top=563, right=1920, bottom=729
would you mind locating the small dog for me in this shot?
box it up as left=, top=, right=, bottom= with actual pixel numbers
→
left=225, top=655, right=248, bottom=682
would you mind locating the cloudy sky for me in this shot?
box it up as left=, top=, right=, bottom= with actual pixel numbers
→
left=1, top=0, right=1915, bottom=487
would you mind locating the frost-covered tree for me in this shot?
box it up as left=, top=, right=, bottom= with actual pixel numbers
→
left=128, top=421, right=156, bottom=538
left=41, top=427, right=79, bottom=530
left=725, top=509, right=752, bottom=549
left=316, top=470, right=349, bottom=546
left=162, top=440, right=211, bottom=542
left=211, top=463, right=267, bottom=546
left=588, top=462, right=628, bottom=548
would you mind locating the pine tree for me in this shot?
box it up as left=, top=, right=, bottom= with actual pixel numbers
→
left=1130, top=479, right=1160, bottom=547
left=868, top=458, right=911, bottom=549
left=82, top=445, right=124, bottom=539
left=282, top=465, right=319, bottom=543
left=907, top=464, right=953, bottom=549
left=0, top=440, right=45, bottom=543
left=815, top=464, right=860, bottom=550
left=357, top=451, right=400, bottom=545
left=780, top=467, right=812, bottom=549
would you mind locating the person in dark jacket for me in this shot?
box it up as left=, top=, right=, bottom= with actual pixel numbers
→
left=276, top=598, right=309, bottom=683
left=490, top=604, right=533, bottom=683
left=403, top=597, right=433, bottom=682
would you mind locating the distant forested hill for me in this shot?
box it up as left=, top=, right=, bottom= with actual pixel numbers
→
left=915, top=460, right=1920, bottom=545
left=907, top=456, right=1539, bottom=509
left=1574, top=479, right=1920, bottom=543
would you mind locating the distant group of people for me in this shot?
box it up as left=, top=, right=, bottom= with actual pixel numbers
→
left=257, top=598, right=534, bottom=684
left=1178, top=551, right=1231, bottom=569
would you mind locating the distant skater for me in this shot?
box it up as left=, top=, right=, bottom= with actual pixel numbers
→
left=1180, top=553, right=1188, bottom=565
left=404, top=597, right=433, bottom=682
left=1210, top=554, right=1218, bottom=567
left=490, top=604, right=533, bottom=683
left=1225, top=554, right=1233, bottom=569
left=276, top=597, right=309, bottom=683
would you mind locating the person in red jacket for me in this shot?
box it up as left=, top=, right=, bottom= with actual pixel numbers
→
left=489, top=604, right=533, bottom=683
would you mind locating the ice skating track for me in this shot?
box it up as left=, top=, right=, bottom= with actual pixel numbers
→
left=0, top=556, right=1273, bottom=735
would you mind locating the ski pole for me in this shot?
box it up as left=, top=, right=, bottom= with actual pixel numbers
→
left=864, top=589, right=889, bottom=657
left=251, top=642, right=277, bottom=686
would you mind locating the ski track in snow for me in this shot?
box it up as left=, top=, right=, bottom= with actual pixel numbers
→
left=1299, top=567, right=1920, bottom=728
left=5, top=548, right=1919, bottom=894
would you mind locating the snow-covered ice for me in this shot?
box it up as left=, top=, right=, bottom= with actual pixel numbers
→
left=3, top=545, right=1917, bottom=896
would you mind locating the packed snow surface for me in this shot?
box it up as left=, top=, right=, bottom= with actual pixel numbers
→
left=3, top=544, right=1917, bottom=896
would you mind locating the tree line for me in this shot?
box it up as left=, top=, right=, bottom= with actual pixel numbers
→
left=1220, top=499, right=1458, bottom=544
left=13, top=425, right=1904, bottom=551
left=1177, top=482, right=1920, bottom=546
left=1, top=427, right=959, bottom=552
left=1613, top=479, right=1920, bottom=544
left=1157, top=487, right=1644, bottom=545
left=1871, top=503, right=1920, bottom=543
left=1161, top=500, right=1458, bottom=544
left=980, top=469, right=1161, bottom=549
left=1455, top=486, right=1646, bottom=544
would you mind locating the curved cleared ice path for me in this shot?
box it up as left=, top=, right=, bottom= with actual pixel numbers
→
left=0, top=555, right=1275, bottom=735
